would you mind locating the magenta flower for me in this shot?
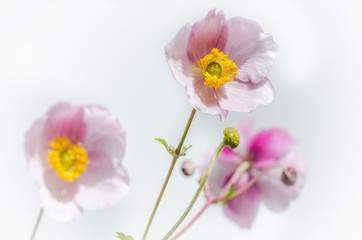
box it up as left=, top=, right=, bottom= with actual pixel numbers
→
left=165, top=9, right=277, bottom=120
left=206, top=119, right=306, bottom=228
left=24, top=103, right=130, bottom=221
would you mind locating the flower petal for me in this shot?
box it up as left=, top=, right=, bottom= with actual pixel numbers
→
left=257, top=152, right=307, bottom=212
left=234, top=118, right=255, bottom=157
left=223, top=17, right=277, bottom=83
left=224, top=173, right=261, bottom=228
left=165, top=23, right=200, bottom=87
left=74, top=105, right=129, bottom=210
left=40, top=169, right=81, bottom=222
left=82, top=105, right=126, bottom=161
left=43, top=102, right=86, bottom=143
left=24, top=117, right=47, bottom=180
left=186, top=79, right=228, bottom=120
left=218, top=146, right=243, bottom=165
left=217, top=78, right=275, bottom=113
left=40, top=187, right=82, bottom=222
left=248, top=127, right=297, bottom=168
left=75, top=151, right=130, bottom=210
left=186, top=9, right=227, bottom=64
left=42, top=169, right=78, bottom=202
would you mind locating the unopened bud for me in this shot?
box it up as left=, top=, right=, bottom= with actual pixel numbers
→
left=182, top=160, right=195, bottom=176
left=223, top=127, right=240, bottom=149
left=281, top=167, right=297, bottom=185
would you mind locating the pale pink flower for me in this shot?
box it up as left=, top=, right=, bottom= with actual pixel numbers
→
left=165, top=9, right=277, bottom=120
left=206, top=119, right=307, bottom=228
left=25, top=103, right=130, bottom=221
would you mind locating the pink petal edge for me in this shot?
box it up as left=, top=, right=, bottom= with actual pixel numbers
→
left=223, top=16, right=278, bottom=83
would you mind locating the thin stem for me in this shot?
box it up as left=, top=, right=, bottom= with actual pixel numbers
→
left=214, top=163, right=286, bottom=203
left=141, top=108, right=196, bottom=240
left=217, top=161, right=250, bottom=199
left=203, top=181, right=211, bottom=202
left=162, top=141, right=226, bottom=240
left=169, top=164, right=287, bottom=239
left=29, top=208, right=43, bottom=240
left=175, top=109, right=196, bottom=155
left=170, top=201, right=212, bottom=240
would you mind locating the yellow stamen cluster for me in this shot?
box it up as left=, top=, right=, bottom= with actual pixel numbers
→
left=196, top=48, right=238, bottom=89
left=48, top=136, right=88, bottom=181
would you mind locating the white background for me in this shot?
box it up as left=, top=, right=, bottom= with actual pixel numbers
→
left=1, top=0, right=362, bottom=239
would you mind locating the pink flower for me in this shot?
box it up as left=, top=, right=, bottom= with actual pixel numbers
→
left=206, top=119, right=307, bottom=228
left=24, top=103, right=130, bottom=221
left=165, top=9, right=277, bottom=120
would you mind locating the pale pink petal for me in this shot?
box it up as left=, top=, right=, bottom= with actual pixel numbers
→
left=82, top=105, right=126, bottom=162
left=42, top=169, right=78, bottom=202
left=24, top=117, right=47, bottom=180
left=43, top=102, right=86, bottom=144
left=165, top=23, right=201, bottom=87
left=186, top=9, right=228, bottom=64
left=74, top=105, right=129, bottom=210
left=187, top=79, right=228, bottom=120
left=218, top=146, right=243, bottom=165
left=249, top=127, right=297, bottom=168
left=39, top=169, right=81, bottom=222
left=217, top=78, right=275, bottom=113
left=257, top=152, right=307, bottom=212
left=40, top=186, right=82, bottom=222
left=224, top=173, right=261, bottom=228
left=223, top=17, right=277, bottom=83
left=75, top=151, right=130, bottom=210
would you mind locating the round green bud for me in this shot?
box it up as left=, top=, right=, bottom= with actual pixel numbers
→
left=223, top=127, right=240, bottom=149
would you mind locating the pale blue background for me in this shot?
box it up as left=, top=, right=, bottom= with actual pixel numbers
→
left=0, top=0, right=361, bottom=239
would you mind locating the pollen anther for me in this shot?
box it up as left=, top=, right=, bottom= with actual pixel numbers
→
left=48, top=136, right=88, bottom=181
left=197, top=48, right=238, bottom=89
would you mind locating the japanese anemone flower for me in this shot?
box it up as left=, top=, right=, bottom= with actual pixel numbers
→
left=165, top=9, right=277, bottom=120
left=206, top=119, right=307, bottom=228
left=24, top=103, right=130, bottom=221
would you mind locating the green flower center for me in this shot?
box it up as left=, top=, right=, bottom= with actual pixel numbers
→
left=206, top=62, right=222, bottom=78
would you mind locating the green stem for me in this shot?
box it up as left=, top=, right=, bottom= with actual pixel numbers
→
left=217, top=161, right=250, bottom=199
left=214, top=163, right=286, bottom=203
left=170, top=201, right=212, bottom=240
left=30, top=208, right=43, bottom=240
left=162, top=140, right=227, bottom=240
left=232, top=164, right=286, bottom=197
left=141, top=108, right=196, bottom=240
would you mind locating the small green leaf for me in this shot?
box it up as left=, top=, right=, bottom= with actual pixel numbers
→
left=155, top=138, right=169, bottom=150
left=180, top=144, right=192, bottom=156
left=155, top=138, right=176, bottom=154
left=116, top=232, right=134, bottom=240
left=116, top=232, right=127, bottom=240
left=183, top=144, right=192, bottom=152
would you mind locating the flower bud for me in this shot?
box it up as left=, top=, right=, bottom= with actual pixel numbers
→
left=281, top=167, right=297, bottom=185
left=182, top=160, right=195, bottom=176
left=223, top=127, right=240, bottom=149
